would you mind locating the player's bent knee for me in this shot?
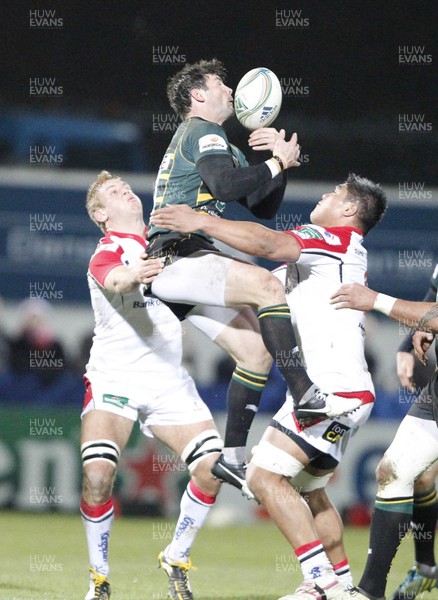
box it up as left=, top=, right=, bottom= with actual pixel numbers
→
left=181, top=429, right=224, bottom=473
left=81, top=439, right=120, bottom=502
left=375, top=455, right=391, bottom=486
left=190, top=464, right=222, bottom=497
left=376, top=452, right=414, bottom=498
left=83, top=464, right=115, bottom=503
left=257, top=271, right=285, bottom=304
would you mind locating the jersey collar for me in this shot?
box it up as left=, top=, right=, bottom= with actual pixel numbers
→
left=106, top=227, right=147, bottom=246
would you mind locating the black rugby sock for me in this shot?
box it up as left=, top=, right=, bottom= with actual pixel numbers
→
left=224, top=367, right=268, bottom=448
left=257, top=304, right=313, bottom=403
left=359, top=497, right=413, bottom=598
left=412, top=486, right=438, bottom=566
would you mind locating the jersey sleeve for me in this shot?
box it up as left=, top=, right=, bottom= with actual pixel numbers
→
left=285, top=225, right=354, bottom=255
left=88, top=243, right=124, bottom=287
left=185, top=121, right=231, bottom=164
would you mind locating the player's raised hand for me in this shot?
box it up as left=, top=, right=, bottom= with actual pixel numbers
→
left=103, top=254, right=165, bottom=293
left=273, top=132, right=301, bottom=168
left=248, top=127, right=285, bottom=151
left=150, top=205, right=202, bottom=234
left=132, top=254, right=165, bottom=285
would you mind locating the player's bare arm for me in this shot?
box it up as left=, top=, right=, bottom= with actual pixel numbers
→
left=103, top=254, right=164, bottom=294
left=330, top=282, right=438, bottom=333
left=150, top=206, right=302, bottom=262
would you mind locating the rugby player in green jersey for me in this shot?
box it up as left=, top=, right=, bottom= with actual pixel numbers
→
left=147, top=59, right=361, bottom=500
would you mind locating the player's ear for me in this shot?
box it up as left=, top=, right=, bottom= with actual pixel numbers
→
left=94, top=207, right=107, bottom=225
left=343, top=200, right=358, bottom=217
left=190, top=87, right=206, bottom=103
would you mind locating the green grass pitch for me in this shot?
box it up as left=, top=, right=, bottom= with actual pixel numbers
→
left=0, top=510, right=430, bottom=600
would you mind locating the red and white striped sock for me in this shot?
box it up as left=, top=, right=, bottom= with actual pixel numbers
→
left=165, top=480, right=217, bottom=562
left=80, top=498, right=114, bottom=577
left=334, top=558, right=354, bottom=589
left=295, top=540, right=334, bottom=584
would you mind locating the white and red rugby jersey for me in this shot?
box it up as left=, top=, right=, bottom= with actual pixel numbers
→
left=85, top=229, right=187, bottom=386
left=274, top=224, right=374, bottom=397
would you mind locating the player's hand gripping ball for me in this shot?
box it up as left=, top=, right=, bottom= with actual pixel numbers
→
left=234, top=67, right=282, bottom=130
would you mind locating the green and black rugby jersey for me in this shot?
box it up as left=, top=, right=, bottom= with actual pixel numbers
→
left=148, top=117, right=247, bottom=240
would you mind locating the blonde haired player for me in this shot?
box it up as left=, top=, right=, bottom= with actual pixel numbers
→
left=82, top=171, right=228, bottom=600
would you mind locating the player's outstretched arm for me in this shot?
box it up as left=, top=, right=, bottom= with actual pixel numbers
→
left=330, top=282, right=438, bottom=333
left=150, top=205, right=302, bottom=262
left=103, top=255, right=164, bottom=294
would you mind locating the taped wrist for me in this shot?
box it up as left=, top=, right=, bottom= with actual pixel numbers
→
left=374, top=293, right=397, bottom=316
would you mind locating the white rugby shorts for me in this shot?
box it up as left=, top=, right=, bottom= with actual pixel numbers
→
left=81, top=370, right=213, bottom=437
left=272, top=392, right=374, bottom=463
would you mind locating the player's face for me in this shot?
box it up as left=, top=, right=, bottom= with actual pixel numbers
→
left=96, top=178, right=143, bottom=227
left=310, top=183, right=351, bottom=226
left=203, top=74, right=234, bottom=123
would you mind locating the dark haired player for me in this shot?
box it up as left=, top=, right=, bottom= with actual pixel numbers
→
left=147, top=59, right=361, bottom=493
left=151, top=172, right=388, bottom=600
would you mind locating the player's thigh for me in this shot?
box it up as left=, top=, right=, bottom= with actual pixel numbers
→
left=224, top=259, right=285, bottom=308
left=247, top=425, right=310, bottom=491
left=379, top=415, right=438, bottom=485
left=151, top=251, right=232, bottom=305
left=149, top=420, right=219, bottom=457
left=213, top=308, right=272, bottom=372
left=81, top=409, right=134, bottom=452
left=259, top=425, right=310, bottom=465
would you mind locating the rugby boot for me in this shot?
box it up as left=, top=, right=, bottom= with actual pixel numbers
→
left=158, top=550, right=193, bottom=600
left=279, top=577, right=353, bottom=600
left=211, top=454, right=255, bottom=500
left=85, top=567, right=111, bottom=600
left=388, top=565, right=438, bottom=600
left=295, top=386, right=361, bottom=424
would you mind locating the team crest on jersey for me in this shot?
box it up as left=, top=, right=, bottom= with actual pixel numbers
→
left=294, top=226, right=324, bottom=240
left=322, top=421, right=350, bottom=444
left=198, top=134, right=227, bottom=153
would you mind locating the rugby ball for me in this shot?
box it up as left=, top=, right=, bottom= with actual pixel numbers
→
left=234, top=68, right=282, bottom=130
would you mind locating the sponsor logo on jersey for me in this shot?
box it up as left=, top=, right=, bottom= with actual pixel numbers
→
left=133, top=299, right=162, bottom=308
left=294, top=226, right=324, bottom=240
left=102, top=394, right=129, bottom=409
left=198, top=134, right=227, bottom=153
left=322, top=230, right=341, bottom=245
left=322, top=421, right=350, bottom=444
